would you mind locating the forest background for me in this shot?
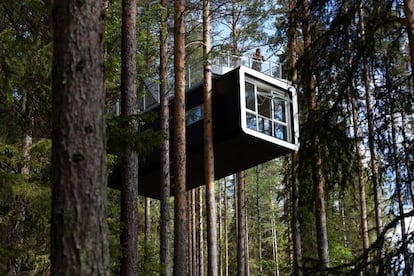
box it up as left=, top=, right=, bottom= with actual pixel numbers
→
left=0, top=0, right=413, bottom=275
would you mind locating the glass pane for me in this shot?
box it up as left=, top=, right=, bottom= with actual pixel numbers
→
left=273, top=98, right=286, bottom=122
left=245, top=82, right=256, bottom=111
left=186, top=105, right=203, bottom=125
left=258, top=95, right=271, bottom=118
left=274, top=123, right=287, bottom=141
left=246, top=112, right=257, bottom=130
left=258, top=117, right=271, bottom=135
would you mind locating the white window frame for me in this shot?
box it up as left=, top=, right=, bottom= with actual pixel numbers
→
left=239, top=66, right=299, bottom=151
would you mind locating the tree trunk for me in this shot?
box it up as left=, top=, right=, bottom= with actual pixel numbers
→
left=400, top=111, right=414, bottom=206
left=173, top=0, right=187, bottom=274
left=283, top=159, right=294, bottom=270
left=237, top=171, right=247, bottom=276
left=159, top=0, right=170, bottom=274
left=51, top=0, right=109, bottom=274
left=350, top=87, right=370, bottom=254
left=389, top=97, right=411, bottom=274
left=119, top=0, right=139, bottom=274
left=218, top=184, right=222, bottom=276
left=198, top=187, right=205, bottom=276
left=245, top=204, right=249, bottom=276
left=271, top=201, right=280, bottom=276
left=403, top=0, right=414, bottom=92
left=203, top=1, right=218, bottom=274
left=357, top=3, right=383, bottom=255
left=120, top=0, right=138, bottom=275
left=143, top=0, right=152, bottom=268
left=187, top=191, right=195, bottom=276
left=192, top=189, right=197, bottom=276
left=288, top=1, right=303, bottom=273
left=255, top=167, right=263, bottom=275
left=301, top=0, right=330, bottom=270
left=21, top=130, right=32, bottom=175
left=144, top=197, right=151, bottom=270
left=223, top=179, right=228, bottom=276
left=231, top=0, right=238, bottom=55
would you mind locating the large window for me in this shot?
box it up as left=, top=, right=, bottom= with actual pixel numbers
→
left=245, top=80, right=291, bottom=142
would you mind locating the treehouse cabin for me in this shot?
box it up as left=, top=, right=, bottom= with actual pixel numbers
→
left=109, top=54, right=299, bottom=199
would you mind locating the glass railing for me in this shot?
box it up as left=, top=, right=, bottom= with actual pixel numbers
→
left=139, top=53, right=283, bottom=111
left=187, top=52, right=283, bottom=88
left=211, top=52, right=282, bottom=79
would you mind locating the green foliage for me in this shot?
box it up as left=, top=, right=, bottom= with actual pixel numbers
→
left=0, top=139, right=51, bottom=181
left=139, top=234, right=162, bottom=275
left=0, top=173, right=51, bottom=275
left=104, top=0, right=122, bottom=101
left=0, top=143, right=21, bottom=173
left=0, top=1, right=52, bottom=141
left=244, top=160, right=290, bottom=275
left=29, top=139, right=51, bottom=182
left=107, top=188, right=121, bottom=274
left=0, top=137, right=52, bottom=274
left=106, top=112, right=164, bottom=157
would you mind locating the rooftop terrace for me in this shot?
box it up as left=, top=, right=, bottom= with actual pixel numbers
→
left=139, top=52, right=284, bottom=111
left=187, top=52, right=283, bottom=87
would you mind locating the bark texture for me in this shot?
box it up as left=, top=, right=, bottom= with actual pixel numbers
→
left=173, top=0, right=187, bottom=274
left=237, top=172, right=247, bottom=276
left=288, top=0, right=302, bottom=273
left=159, top=0, right=170, bottom=274
left=120, top=0, right=138, bottom=274
left=301, top=0, right=330, bottom=269
left=203, top=0, right=218, bottom=274
left=51, top=0, right=108, bottom=274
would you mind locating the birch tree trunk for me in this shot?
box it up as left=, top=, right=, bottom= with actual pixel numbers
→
left=51, top=0, right=109, bottom=274
left=21, top=117, right=33, bottom=175
left=159, top=0, right=170, bottom=274
left=173, top=1, right=187, bottom=274
left=120, top=0, right=138, bottom=274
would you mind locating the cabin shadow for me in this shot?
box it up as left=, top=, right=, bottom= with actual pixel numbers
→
left=109, top=65, right=299, bottom=199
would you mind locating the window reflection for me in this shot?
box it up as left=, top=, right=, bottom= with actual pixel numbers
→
left=274, top=123, right=287, bottom=140
left=186, top=105, right=203, bottom=126
left=245, top=82, right=255, bottom=111
left=246, top=112, right=257, bottom=130
left=273, top=98, right=286, bottom=122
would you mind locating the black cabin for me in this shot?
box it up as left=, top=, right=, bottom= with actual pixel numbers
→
left=110, top=65, right=299, bottom=199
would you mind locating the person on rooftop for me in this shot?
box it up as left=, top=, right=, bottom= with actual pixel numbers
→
left=252, top=48, right=265, bottom=71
